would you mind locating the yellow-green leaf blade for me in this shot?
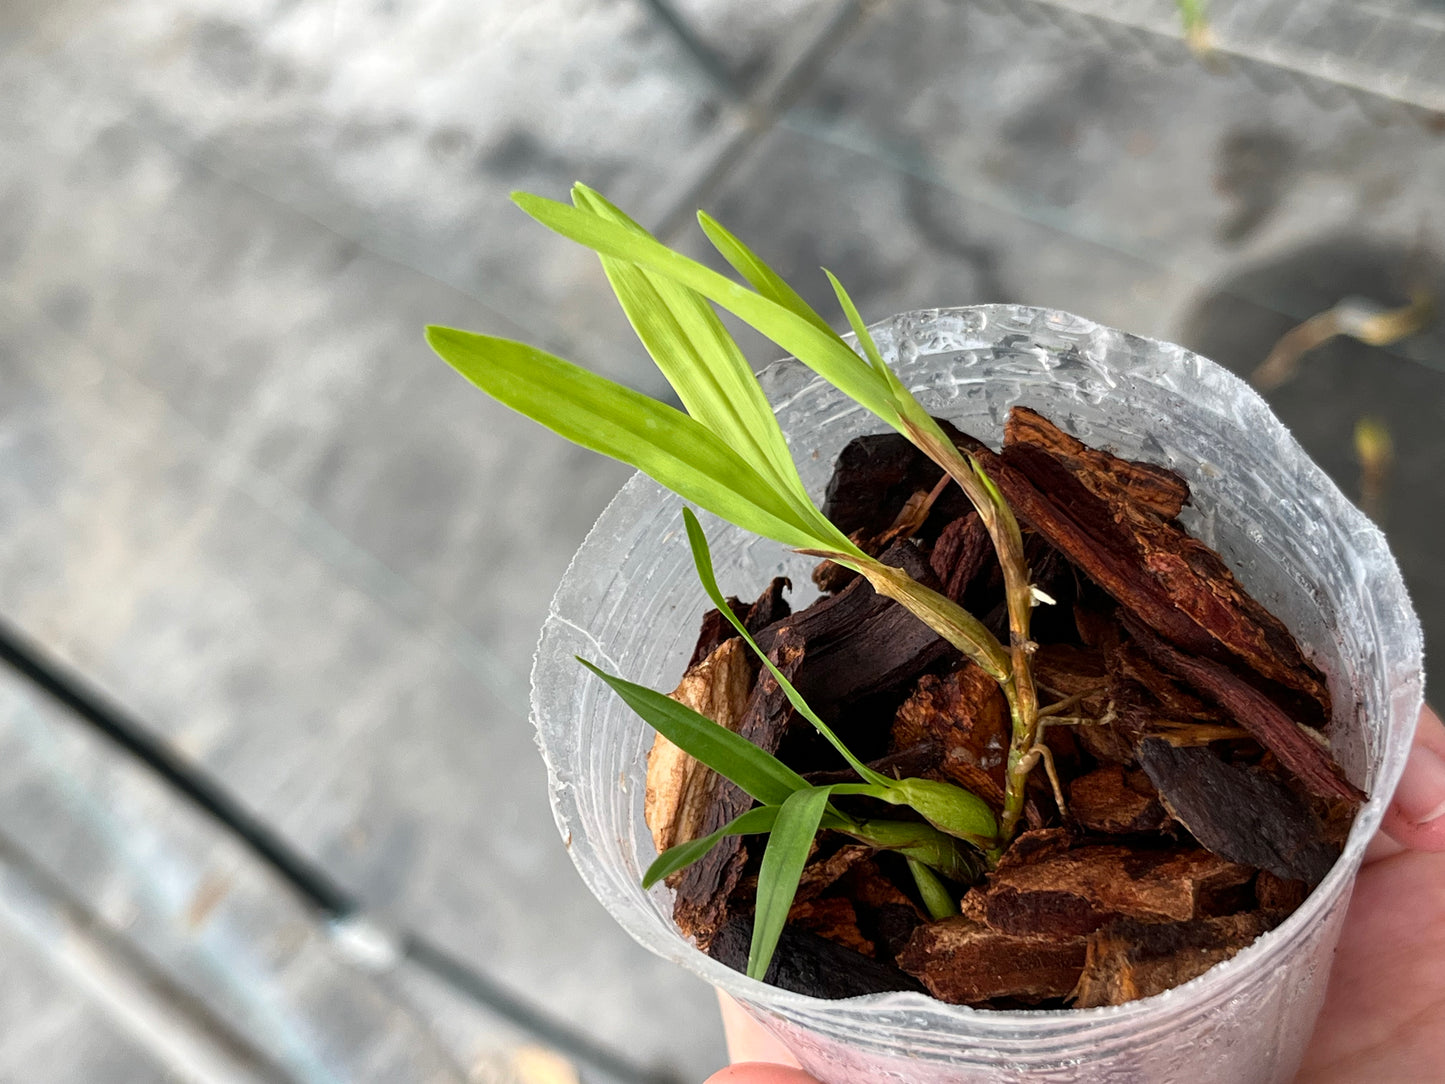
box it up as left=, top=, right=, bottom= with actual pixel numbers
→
left=426, top=326, right=820, bottom=550
left=697, top=211, right=838, bottom=339
left=511, top=192, right=900, bottom=426
left=571, top=187, right=818, bottom=520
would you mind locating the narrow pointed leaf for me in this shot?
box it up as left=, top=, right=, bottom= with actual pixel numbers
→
left=888, top=777, right=998, bottom=847
left=849, top=818, right=984, bottom=883
left=829, top=779, right=996, bottom=848
left=697, top=211, right=839, bottom=338
left=643, top=804, right=781, bottom=889
left=683, top=509, right=881, bottom=784
left=907, top=858, right=959, bottom=921
left=823, top=269, right=886, bottom=375
left=511, top=193, right=900, bottom=425
left=748, top=785, right=835, bottom=980
left=859, top=562, right=1012, bottom=682
left=571, top=187, right=820, bottom=521
left=577, top=658, right=808, bottom=806
left=426, top=327, right=822, bottom=551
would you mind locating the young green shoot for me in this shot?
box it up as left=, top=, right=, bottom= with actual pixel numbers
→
left=426, top=188, right=1058, bottom=952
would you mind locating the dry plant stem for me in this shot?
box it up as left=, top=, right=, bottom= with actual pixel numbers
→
left=909, top=425, right=1041, bottom=851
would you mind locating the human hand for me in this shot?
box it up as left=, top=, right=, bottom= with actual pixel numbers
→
left=706, top=707, right=1445, bottom=1084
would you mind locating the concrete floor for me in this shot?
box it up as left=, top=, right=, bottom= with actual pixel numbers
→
left=1, top=1, right=1442, bottom=1081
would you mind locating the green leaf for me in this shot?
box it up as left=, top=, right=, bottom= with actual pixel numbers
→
left=748, top=785, right=834, bottom=980
left=511, top=192, right=900, bottom=426
left=822, top=270, right=885, bottom=374
left=683, top=509, right=877, bottom=778
left=425, top=327, right=824, bottom=551
left=576, top=658, right=808, bottom=806
left=860, top=561, right=1012, bottom=682
left=697, top=211, right=839, bottom=339
left=829, top=779, right=996, bottom=849
left=887, top=777, right=997, bottom=848
left=643, top=805, right=781, bottom=889
left=848, top=817, right=984, bottom=883
left=570, top=187, right=823, bottom=527
left=907, top=858, right=959, bottom=921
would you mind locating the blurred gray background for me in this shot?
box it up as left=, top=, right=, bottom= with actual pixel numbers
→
left=1, top=1, right=1443, bottom=1081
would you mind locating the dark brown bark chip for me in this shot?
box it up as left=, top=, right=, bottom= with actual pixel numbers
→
left=744, top=577, right=793, bottom=633
left=1255, top=870, right=1311, bottom=914
left=1124, top=620, right=1362, bottom=803
left=1069, top=766, right=1172, bottom=835
left=688, top=596, right=750, bottom=668
left=1136, top=738, right=1343, bottom=885
left=672, top=634, right=806, bottom=950
left=787, top=897, right=876, bottom=958
left=896, top=917, right=1087, bottom=1004
left=1004, top=406, right=1191, bottom=522
left=1070, top=912, right=1274, bottom=1008
left=687, top=578, right=793, bottom=667
left=793, top=843, right=873, bottom=904
left=755, top=541, right=956, bottom=716
left=708, top=915, right=926, bottom=998
left=821, top=433, right=972, bottom=541
left=977, top=844, right=1254, bottom=937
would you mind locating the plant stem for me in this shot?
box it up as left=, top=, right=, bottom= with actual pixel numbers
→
left=906, top=424, right=1041, bottom=850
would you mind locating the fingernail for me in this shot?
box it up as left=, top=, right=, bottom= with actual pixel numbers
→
left=1393, top=742, right=1445, bottom=825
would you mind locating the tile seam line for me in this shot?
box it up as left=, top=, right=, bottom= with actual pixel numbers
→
left=650, top=0, right=874, bottom=240
left=0, top=614, right=682, bottom=1084
left=0, top=290, right=529, bottom=718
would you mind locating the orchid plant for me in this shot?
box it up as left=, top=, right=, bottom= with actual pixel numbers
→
left=427, top=185, right=1058, bottom=979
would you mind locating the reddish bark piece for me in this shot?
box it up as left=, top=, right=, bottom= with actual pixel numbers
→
left=834, top=858, right=927, bottom=964
left=1069, top=765, right=1172, bottom=835
left=793, top=843, right=872, bottom=904
left=787, top=897, right=876, bottom=957
left=1005, top=405, right=1191, bottom=521
left=708, top=914, right=925, bottom=998
left=890, top=663, right=1011, bottom=806
left=929, top=513, right=993, bottom=604
left=1124, top=620, right=1362, bottom=803
left=1255, top=870, right=1311, bottom=913
left=959, top=412, right=1332, bottom=731
left=1070, top=913, right=1274, bottom=1008
left=672, top=634, right=806, bottom=950
left=1033, top=643, right=1109, bottom=707
left=996, top=827, right=1077, bottom=871
left=810, top=528, right=872, bottom=594
left=1109, top=638, right=1227, bottom=724
left=755, top=541, right=956, bottom=715
left=977, top=844, right=1255, bottom=937
left=1136, top=738, right=1343, bottom=884
left=896, top=917, right=1087, bottom=1004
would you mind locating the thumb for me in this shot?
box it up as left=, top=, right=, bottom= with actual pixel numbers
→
left=705, top=1067, right=822, bottom=1084
left=1380, top=705, right=1445, bottom=853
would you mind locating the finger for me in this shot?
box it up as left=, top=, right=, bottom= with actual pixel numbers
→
left=716, top=990, right=801, bottom=1068
left=1379, top=705, right=1445, bottom=853
left=704, top=1066, right=823, bottom=1084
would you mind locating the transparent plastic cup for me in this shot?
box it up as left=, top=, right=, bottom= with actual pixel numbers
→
left=532, top=306, right=1423, bottom=1083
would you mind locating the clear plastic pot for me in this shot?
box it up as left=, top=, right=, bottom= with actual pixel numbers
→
left=531, top=305, right=1423, bottom=1083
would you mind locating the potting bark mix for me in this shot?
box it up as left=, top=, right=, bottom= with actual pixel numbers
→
left=644, top=406, right=1361, bottom=1008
